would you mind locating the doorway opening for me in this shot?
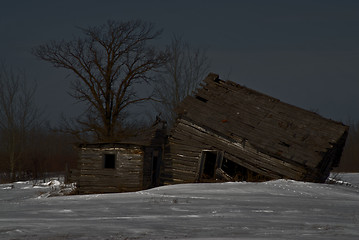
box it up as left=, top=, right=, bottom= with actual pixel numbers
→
left=151, top=150, right=160, bottom=187
left=198, top=150, right=222, bottom=181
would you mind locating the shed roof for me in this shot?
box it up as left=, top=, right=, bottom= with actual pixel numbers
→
left=176, top=73, right=348, bottom=170
left=79, top=118, right=167, bottom=148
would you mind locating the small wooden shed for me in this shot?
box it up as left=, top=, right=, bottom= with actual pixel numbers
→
left=161, top=73, right=349, bottom=184
left=76, top=121, right=166, bottom=194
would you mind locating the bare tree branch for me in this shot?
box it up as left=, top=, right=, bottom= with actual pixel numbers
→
left=33, top=20, right=168, bottom=141
left=153, top=35, right=210, bottom=125
left=0, top=63, right=42, bottom=180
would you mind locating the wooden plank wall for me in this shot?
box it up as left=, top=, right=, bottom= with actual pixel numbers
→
left=77, top=147, right=144, bottom=194
left=162, top=116, right=342, bottom=185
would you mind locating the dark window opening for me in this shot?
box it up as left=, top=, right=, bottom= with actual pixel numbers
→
left=104, top=154, right=116, bottom=169
left=201, top=151, right=218, bottom=180
left=221, top=158, right=238, bottom=178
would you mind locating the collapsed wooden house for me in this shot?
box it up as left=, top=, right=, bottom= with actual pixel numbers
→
left=75, top=73, right=349, bottom=194
left=76, top=120, right=166, bottom=194
left=160, top=73, right=349, bottom=185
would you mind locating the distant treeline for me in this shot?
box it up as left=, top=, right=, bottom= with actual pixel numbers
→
left=335, top=121, right=359, bottom=172
left=0, top=129, right=77, bottom=183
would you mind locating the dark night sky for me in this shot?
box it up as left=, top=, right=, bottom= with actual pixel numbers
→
left=1, top=0, right=358, bottom=124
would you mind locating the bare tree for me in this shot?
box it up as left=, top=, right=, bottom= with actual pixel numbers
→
left=153, top=35, right=210, bottom=125
left=0, top=64, right=41, bottom=181
left=33, top=20, right=168, bottom=141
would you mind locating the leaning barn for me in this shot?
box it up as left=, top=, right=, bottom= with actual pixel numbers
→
left=160, top=73, right=349, bottom=185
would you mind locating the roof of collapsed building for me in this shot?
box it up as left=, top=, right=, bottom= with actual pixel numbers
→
left=174, top=73, right=349, bottom=181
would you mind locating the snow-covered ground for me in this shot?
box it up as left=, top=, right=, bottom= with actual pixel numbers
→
left=0, top=174, right=359, bottom=240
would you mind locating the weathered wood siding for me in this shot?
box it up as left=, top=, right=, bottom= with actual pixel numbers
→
left=162, top=73, right=349, bottom=184
left=77, top=146, right=144, bottom=194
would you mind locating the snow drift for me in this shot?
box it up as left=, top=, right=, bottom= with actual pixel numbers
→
left=0, top=174, right=358, bottom=239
